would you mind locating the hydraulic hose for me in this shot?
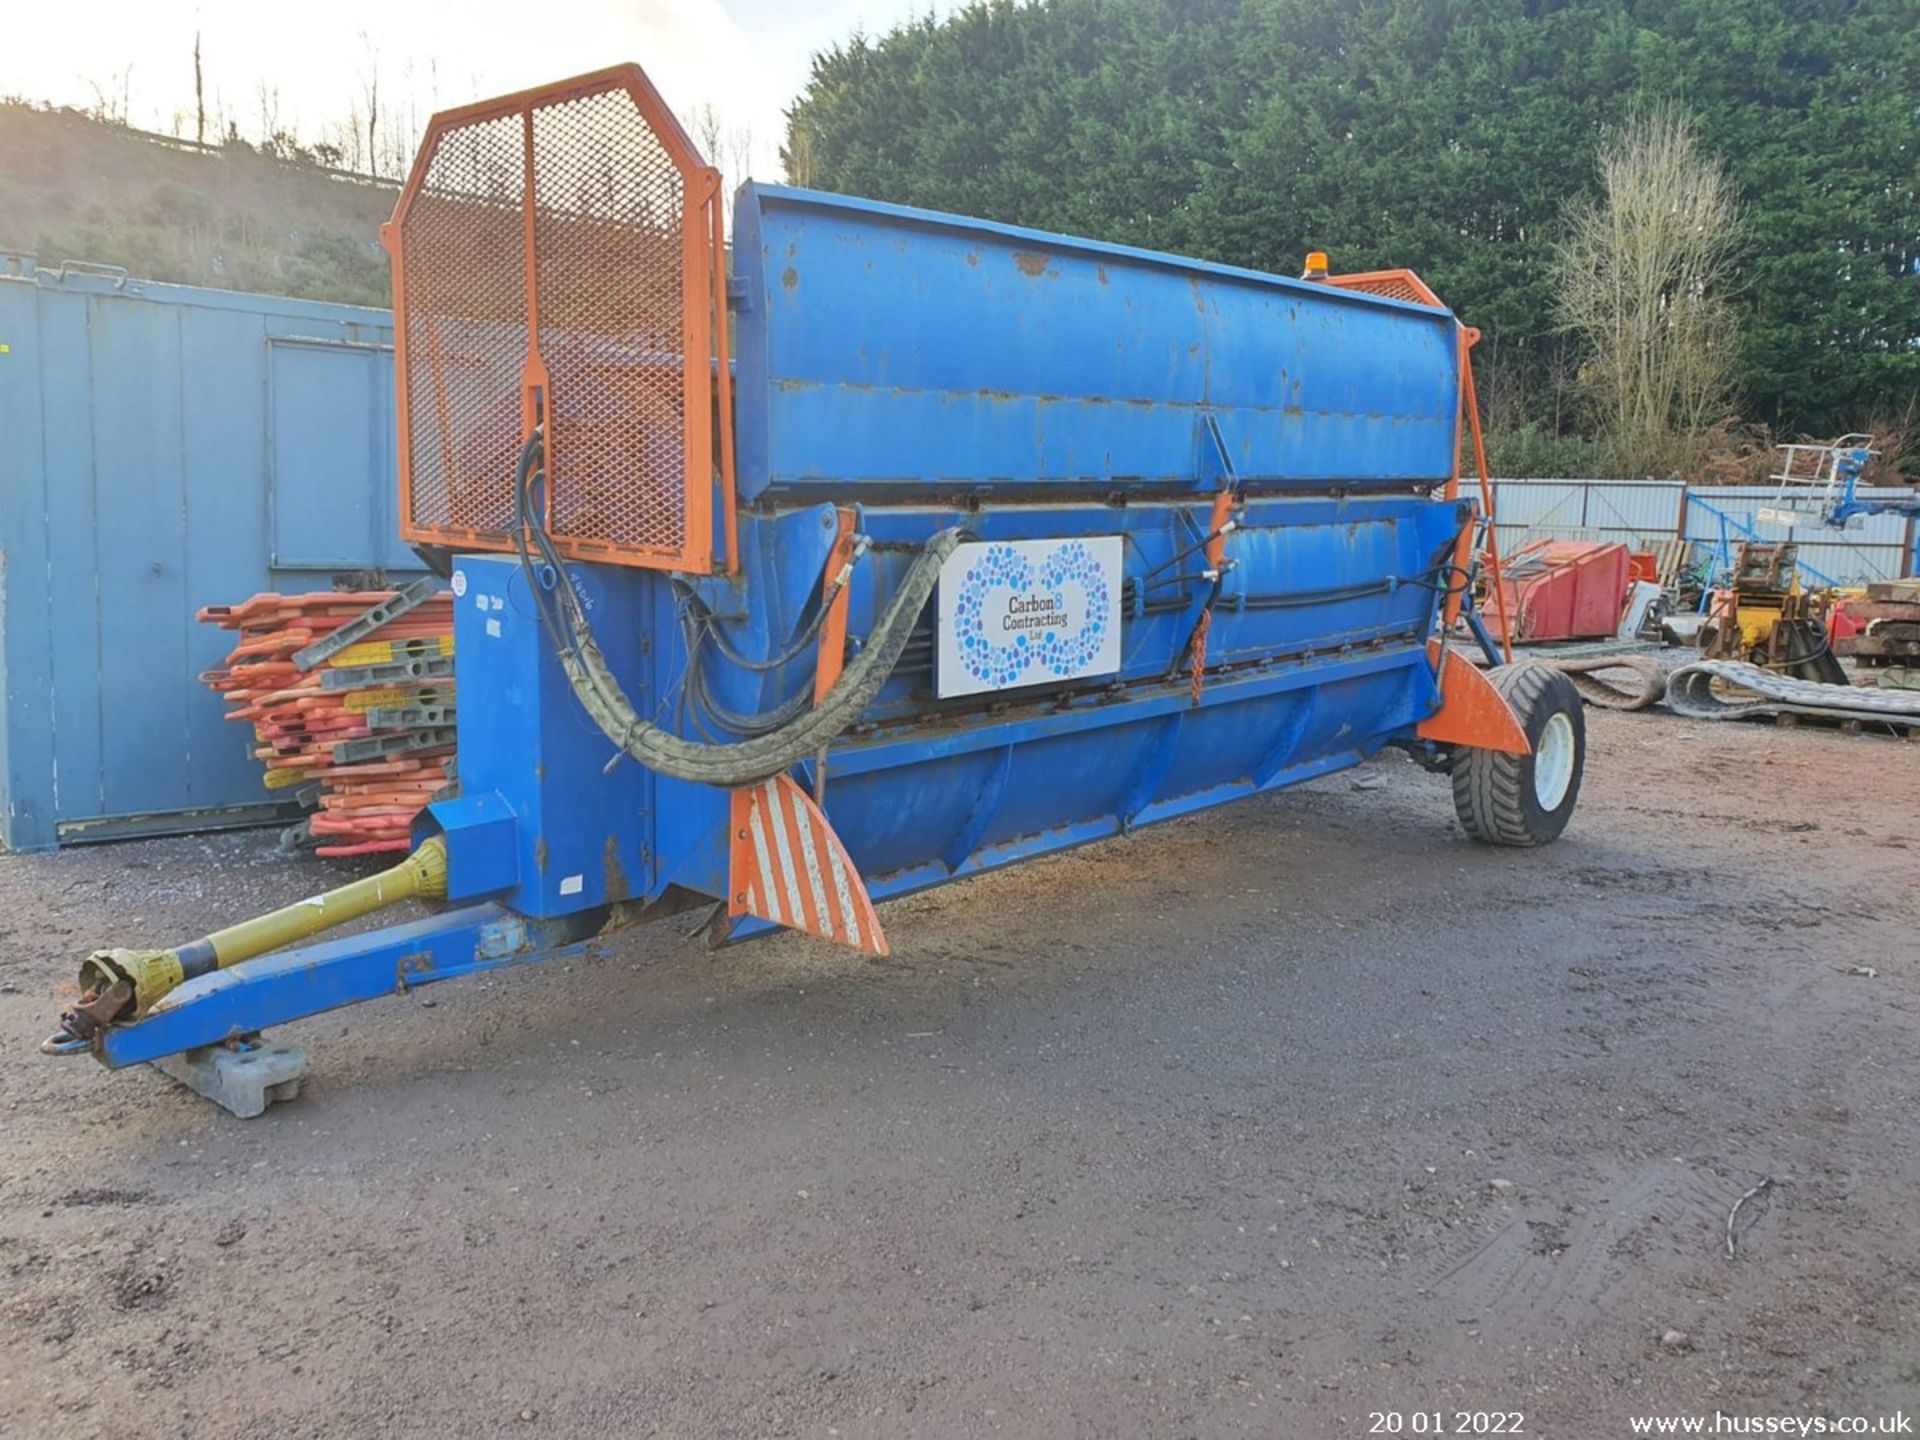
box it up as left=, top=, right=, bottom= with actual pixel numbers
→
left=557, top=528, right=963, bottom=786
left=509, top=430, right=964, bottom=787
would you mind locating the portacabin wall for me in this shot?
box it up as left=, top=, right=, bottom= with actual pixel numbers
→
left=0, top=258, right=415, bottom=852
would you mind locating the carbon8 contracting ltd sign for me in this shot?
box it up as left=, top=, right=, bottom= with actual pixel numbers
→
left=935, top=536, right=1124, bottom=698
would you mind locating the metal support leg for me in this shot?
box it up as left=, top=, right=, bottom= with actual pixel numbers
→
left=1465, top=605, right=1503, bottom=668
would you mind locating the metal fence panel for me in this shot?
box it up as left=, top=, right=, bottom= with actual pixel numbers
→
left=1581, top=481, right=1687, bottom=540
left=1490, top=478, right=1684, bottom=549
left=1489, top=478, right=1916, bottom=588
left=1488, top=478, right=1588, bottom=534
left=1681, top=486, right=1914, bottom=587
left=0, top=263, right=409, bottom=851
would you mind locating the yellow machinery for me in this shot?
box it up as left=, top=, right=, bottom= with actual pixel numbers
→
left=1699, top=542, right=1847, bottom=684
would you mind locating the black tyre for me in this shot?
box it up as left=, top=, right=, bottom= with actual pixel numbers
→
left=1451, top=662, right=1584, bottom=847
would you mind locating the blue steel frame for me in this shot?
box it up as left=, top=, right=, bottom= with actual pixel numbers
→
left=1688, top=494, right=1843, bottom=601
left=95, top=905, right=601, bottom=1068
left=82, top=184, right=1484, bottom=1075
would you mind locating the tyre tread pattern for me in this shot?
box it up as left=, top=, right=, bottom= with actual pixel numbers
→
left=1451, top=662, right=1580, bottom=847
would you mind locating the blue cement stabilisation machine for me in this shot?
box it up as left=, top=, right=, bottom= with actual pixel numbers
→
left=44, top=64, right=1584, bottom=1114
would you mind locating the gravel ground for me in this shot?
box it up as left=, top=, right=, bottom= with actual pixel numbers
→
left=1, top=707, right=1915, bottom=1438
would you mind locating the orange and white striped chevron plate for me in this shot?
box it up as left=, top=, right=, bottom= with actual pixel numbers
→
left=728, top=775, right=890, bottom=957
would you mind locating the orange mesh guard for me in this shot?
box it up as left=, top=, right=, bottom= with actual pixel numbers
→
left=384, top=65, right=735, bottom=573
left=1321, top=268, right=1446, bottom=308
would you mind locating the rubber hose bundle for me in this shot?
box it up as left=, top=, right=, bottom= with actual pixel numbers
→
left=558, top=532, right=961, bottom=785
left=512, top=433, right=964, bottom=786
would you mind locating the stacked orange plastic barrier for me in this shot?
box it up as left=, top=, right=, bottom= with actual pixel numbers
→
left=197, top=591, right=456, bottom=857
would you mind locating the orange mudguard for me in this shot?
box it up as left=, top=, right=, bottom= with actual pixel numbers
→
left=1417, top=651, right=1530, bottom=755
left=729, top=775, right=890, bottom=957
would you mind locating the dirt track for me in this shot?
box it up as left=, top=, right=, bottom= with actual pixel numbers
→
left=2, top=708, right=1916, bottom=1437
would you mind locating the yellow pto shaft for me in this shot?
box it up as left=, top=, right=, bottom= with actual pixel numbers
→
left=46, top=839, right=448, bottom=1052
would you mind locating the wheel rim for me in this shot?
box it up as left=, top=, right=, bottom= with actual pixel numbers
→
left=1533, top=711, right=1576, bottom=811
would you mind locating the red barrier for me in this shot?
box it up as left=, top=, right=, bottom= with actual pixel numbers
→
left=1491, top=541, right=1633, bottom=643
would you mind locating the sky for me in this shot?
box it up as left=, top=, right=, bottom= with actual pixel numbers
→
left=0, top=0, right=957, bottom=180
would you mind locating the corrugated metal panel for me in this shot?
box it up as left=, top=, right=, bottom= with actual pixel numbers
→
left=0, top=262, right=412, bottom=852
left=1787, top=542, right=1907, bottom=586
left=1490, top=479, right=1684, bottom=549
left=1487, top=479, right=1916, bottom=588
left=1489, top=479, right=1590, bottom=533
left=1580, top=481, right=1687, bottom=538
left=1683, top=486, right=1914, bottom=587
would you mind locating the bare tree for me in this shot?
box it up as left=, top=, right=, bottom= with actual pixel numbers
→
left=338, top=107, right=367, bottom=173
left=681, top=103, right=757, bottom=223
left=783, top=118, right=816, bottom=188
left=724, top=120, right=755, bottom=189
left=359, top=34, right=381, bottom=177
left=1554, top=105, right=1740, bottom=476
left=380, top=62, right=427, bottom=179
left=85, top=65, right=133, bottom=125
left=1474, top=336, right=1531, bottom=437
left=257, top=82, right=281, bottom=150
left=193, top=31, right=205, bottom=145
left=687, top=102, right=724, bottom=166
left=1543, top=338, right=1581, bottom=437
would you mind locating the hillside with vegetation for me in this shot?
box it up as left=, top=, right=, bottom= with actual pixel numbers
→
left=0, top=102, right=396, bottom=308
left=787, top=0, right=1920, bottom=479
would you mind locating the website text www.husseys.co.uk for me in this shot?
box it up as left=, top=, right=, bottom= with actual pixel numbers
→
left=1628, top=1413, right=1911, bottom=1436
